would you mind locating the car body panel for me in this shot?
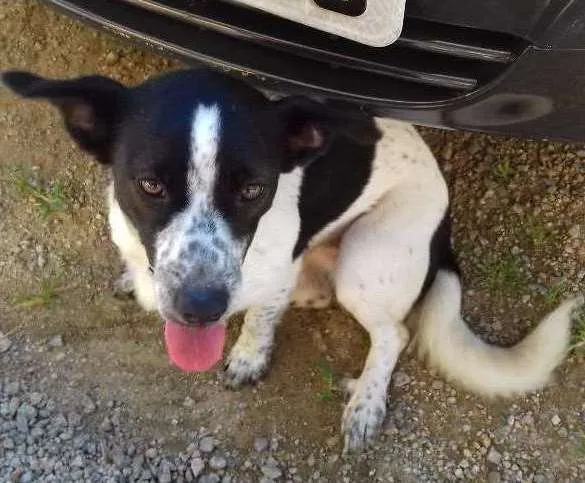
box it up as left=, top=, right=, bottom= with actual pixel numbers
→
left=41, top=0, right=585, bottom=141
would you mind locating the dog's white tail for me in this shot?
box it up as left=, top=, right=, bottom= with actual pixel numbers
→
left=414, top=269, right=583, bottom=397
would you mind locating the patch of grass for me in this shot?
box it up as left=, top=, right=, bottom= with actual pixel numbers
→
left=570, top=311, right=585, bottom=355
left=316, top=360, right=337, bottom=402
left=13, top=280, right=65, bottom=308
left=523, top=215, right=549, bottom=247
left=577, top=432, right=585, bottom=456
left=479, top=254, right=525, bottom=294
left=493, top=158, right=514, bottom=182
left=12, top=168, right=66, bottom=217
left=543, top=282, right=564, bottom=307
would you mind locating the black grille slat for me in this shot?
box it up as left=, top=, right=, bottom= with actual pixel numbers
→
left=398, top=21, right=516, bottom=63
left=46, top=0, right=528, bottom=104
left=119, top=0, right=525, bottom=92
left=123, top=0, right=486, bottom=90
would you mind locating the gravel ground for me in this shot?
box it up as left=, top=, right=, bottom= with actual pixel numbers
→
left=1, top=2, right=584, bottom=482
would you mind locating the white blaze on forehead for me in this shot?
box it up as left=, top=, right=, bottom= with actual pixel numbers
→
left=189, top=104, right=221, bottom=198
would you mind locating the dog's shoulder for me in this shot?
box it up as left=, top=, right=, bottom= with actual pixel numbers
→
left=293, top=119, right=443, bottom=256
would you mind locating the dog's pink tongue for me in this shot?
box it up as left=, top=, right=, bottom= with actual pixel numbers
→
left=164, top=321, right=226, bottom=372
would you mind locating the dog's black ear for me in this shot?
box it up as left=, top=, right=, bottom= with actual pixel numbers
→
left=275, top=96, right=381, bottom=170
left=2, top=71, right=127, bottom=164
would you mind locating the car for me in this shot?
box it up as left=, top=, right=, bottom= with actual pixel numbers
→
left=43, top=0, right=585, bottom=142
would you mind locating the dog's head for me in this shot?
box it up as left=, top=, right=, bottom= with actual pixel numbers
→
left=3, top=69, right=379, bottom=364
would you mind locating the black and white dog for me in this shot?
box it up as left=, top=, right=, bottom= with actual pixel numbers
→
left=3, top=69, right=582, bottom=450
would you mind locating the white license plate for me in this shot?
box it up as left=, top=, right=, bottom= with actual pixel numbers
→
left=230, top=0, right=406, bottom=47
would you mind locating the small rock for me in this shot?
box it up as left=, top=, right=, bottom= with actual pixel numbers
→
left=190, top=457, right=205, bottom=478
left=569, top=225, right=581, bottom=238
left=3, top=437, right=15, bottom=449
left=145, top=447, right=157, bottom=459
left=105, top=51, right=119, bottom=65
left=392, top=371, right=411, bottom=388
left=29, top=392, right=44, bottom=407
left=254, top=437, right=269, bottom=452
left=0, top=332, right=12, bottom=353
left=487, top=471, right=501, bottom=483
left=111, top=448, right=127, bottom=467
left=487, top=447, right=502, bottom=465
left=140, top=469, right=153, bottom=480
left=68, top=411, right=82, bottom=427
left=132, top=454, right=145, bottom=473
left=454, top=468, right=464, bottom=478
left=19, top=472, right=33, bottom=483
left=326, top=436, right=340, bottom=448
left=17, top=402, right=38, bottom=424
left=158, top=461, right=172, bottom=483
left=82, top=395, right=96, bottom=414
left=442, top=141, right=454, bottom=161
left=99, top=417, right=113, bottom=433
left=199, top=474, right=221, bottom=483
left=551, top=414, right=561, bottom=426
left=270, top=438, right=279, bottom=452
left=431, top=380, right=444, bottom=390
left=261, top=465, right=282, bottom=479
left=209, top=455, right=227, bottom=470
left=5, top=381, right=20, bottom=396
left=47, top=335, right=64, bottom=348
left=199, top=436, right=215, bottom=453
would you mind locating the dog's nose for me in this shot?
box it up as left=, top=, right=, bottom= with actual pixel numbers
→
left=176, top=287, right=229, bottom=324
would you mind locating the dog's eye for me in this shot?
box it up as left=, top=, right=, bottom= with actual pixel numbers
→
left=138, top=178, right=165, bottom=197
left=241, top=183, right=264, bottom=201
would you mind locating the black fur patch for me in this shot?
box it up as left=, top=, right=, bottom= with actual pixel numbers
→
left=417, top=211, right=460, bottom=303
left=293, top=137, right=375, bottom=258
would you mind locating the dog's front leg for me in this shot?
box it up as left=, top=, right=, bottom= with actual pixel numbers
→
left=224, top=294, right=289, bottom=388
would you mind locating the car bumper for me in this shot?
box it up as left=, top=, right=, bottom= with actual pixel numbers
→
left=43, top=0, right=585, bottom=142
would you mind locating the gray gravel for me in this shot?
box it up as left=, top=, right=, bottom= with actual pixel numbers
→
left=4, top=331, right=582, bottom=482
left=0, top=337, right=286, bottom=483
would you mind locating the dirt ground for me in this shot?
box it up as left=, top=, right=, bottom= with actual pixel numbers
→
left=1, top=2, right=584, bottom=482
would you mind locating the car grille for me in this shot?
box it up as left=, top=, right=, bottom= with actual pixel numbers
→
left=49, top=0, right=528, bottom=105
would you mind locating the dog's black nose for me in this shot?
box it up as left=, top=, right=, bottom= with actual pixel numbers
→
left=176, top=287, right=229, bottom=324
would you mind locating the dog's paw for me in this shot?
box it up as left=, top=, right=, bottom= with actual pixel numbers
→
left=224, top=343, right=271, bottom=389
left=113, top=270, right=135, bottom=298
left=342, top=387, right=387, bottom=452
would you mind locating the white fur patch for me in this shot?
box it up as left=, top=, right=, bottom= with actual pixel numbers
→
left=107, top=185, right=157, bottom=311
left=189, top=103, right=221, bottom=197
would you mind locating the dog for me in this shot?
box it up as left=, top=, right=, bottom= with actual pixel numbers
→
left=3, top=69, right=582, bottom=451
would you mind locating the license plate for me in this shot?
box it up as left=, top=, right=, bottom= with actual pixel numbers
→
left=230, top=0, right=406, bottom=47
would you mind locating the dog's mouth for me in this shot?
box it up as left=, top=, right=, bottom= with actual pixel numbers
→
left=164, top=320, right=227, bottom=372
